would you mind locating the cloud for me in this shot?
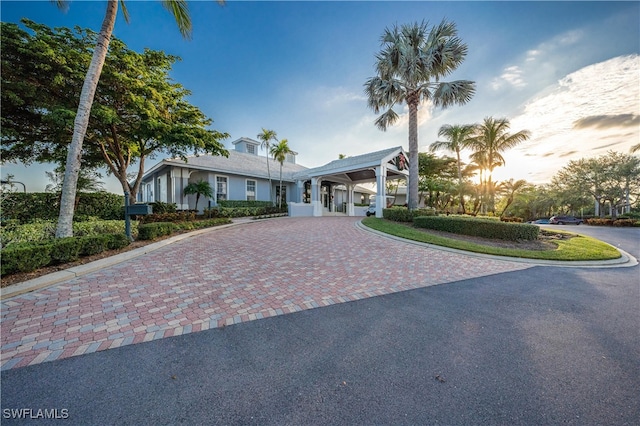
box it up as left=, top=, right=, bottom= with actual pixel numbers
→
left=592, top=141, right=624, bottom=151
left=491, top=65, right=526, bottom=90
left=573, top=114, right=639, bottom=129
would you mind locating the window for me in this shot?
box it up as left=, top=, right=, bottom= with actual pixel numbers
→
left=246, top=179, right=256, bottom=201
left=247, top=144, right=256, bottom=155
left=216, top=176, right=227, bottom=202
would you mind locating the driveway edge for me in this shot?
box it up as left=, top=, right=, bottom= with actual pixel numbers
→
left=0, top=218, right=262, bottom=300
left=356, top=220, right=638, bottom=268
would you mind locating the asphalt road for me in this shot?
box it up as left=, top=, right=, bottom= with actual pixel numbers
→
left=2, top=227, right=639, bottom=425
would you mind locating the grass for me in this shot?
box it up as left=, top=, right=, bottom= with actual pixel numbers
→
left=361, top=217, right=621, bottom=261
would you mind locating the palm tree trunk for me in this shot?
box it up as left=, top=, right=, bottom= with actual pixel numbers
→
left=407, top=96, right=419, bottom=210
left=55, top=0, right=117, bottom=238
left=279, top=164, right=283, bottom=209
left=455, top=148, right=464, bottom=213
left=266, top=144, right=273, bottom=206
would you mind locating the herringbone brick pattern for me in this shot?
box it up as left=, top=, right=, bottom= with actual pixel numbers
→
left=1, top=217, right=530, bottom=370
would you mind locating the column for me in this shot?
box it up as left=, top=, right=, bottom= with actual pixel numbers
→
left=311, top=177, right=322, bottom=217
left=347, top=184, right=355, bottom=216
left=375, top=165, right=387, bottom=218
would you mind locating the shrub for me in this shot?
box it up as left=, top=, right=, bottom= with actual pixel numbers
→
left=139, top=212, right=196, bottom=224
left=148, top=201, right=177, bottom=214
left=137, top=222, right=178, bottom=240
left=0, top=192, right=124, bottom=223
left=383, top=207, right=437, bottom=222
left=612, top=219, right=638, bottom=227
left=79, top=235, right=111, bottom=256
left=0, top=220, right=133, bottom=247
left=218, top=200, right=273, bottom=208
left=50, top=237, right=82, bottom=264
left=413, top=215, right=539, bottom=241
left=1, top=243, right=53, bottom=275
left=107, top=233, right=132, bottom=249
left=500, top=216, right=523, bottom=223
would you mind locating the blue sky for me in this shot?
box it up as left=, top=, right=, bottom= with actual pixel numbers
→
left=2, top=1, right=639, bottom=193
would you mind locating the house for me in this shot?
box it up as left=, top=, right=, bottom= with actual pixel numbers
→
left=138, top=137, right=395, bottom=215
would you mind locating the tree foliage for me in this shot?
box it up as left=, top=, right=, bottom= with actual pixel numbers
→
left=1, top=19, right=229, bottom=205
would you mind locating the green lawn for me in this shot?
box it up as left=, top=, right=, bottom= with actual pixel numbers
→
left=361, top=218, right=621, bottom=261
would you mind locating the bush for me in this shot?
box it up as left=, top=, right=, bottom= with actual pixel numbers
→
left=139, top=212, right=196, bottom=224
left=383, top=207, right=437, bottom=222
left=50, top=237, right=82, bottom=264
left=1, top=243, right=54, bottom=275
left=1, top=233, right=132, bottom=276
left=586, top=218, right=639, bottom=227
left=218, top=200, right=273, bottom=208
left=1, top=192, right=124, bottom=223
left=500, top=216, right=523, bottom=223
left=137, top=222, right=178, bottom=240
left=413, top=215, right=539, bottom=241
left=148, top=201, right=177, bottom=214
left=0, top=220, right=134, bottom=248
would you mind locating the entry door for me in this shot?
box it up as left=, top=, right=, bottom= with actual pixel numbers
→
left=321, top=187, right=329, bottom=211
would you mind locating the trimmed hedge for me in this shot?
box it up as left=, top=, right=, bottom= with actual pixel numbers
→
left=383, top=207, right=437, bottom=222
left=1, top=233, right=131, bottom=276
left=585, top=218, right=639, bottom=227
left=137, top=222, right=178, bottom=240
left=139, top=212, right=196, bottom=224
left=413, top=216, right=539, bottom=241
left=1, top=220, right=133, bottom=247
left=137, top=218, right=231, bottom=240
left=218, top=200, right=274, bottom=208
left=1, top=192, right=124, bottom=223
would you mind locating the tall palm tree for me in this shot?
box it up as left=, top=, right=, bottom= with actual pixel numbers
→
left=469, top=117, right=531, bottom=213
left=364, top=20, right=475, bottom=210
left=184, top=179, right=213, bottom=212
left=257, top=128, right=278, bottom=206
left=270, top=139, right=293, bottom=209
left=429, top=124, right=475, bottom=212
left=53, top=0, right=212, bottom=238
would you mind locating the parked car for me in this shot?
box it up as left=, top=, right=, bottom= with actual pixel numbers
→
left=549, top=215, right=583, bottom=225
left=366, top=203, right=376, bottom=217
left=529, top=218, right=550, bottom=224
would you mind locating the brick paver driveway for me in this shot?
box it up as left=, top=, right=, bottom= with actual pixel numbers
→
left=1, top=217, right=532, bottom=370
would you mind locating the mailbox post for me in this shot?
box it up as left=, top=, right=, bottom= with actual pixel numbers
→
left=124, top=192, right=152, bottom=241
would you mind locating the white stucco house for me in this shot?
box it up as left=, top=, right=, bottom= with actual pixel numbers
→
left=138, top=137, right=409, bottom=218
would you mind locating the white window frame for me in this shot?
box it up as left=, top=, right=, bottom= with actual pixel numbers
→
left=246, top=179, right=257, bottom=201
left=215, top=175, right=228, bottom=203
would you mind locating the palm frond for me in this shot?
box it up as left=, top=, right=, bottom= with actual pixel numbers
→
left=431, top=80, right=476, bottom=108
left=374, top=109, right=399, bottom=131
left=161, top=0, right=193, bottom=39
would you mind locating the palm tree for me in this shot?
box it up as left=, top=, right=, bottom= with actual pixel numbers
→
left=184, top=179, right=213, bottom=212
left=270, top=139, right=293, bottom=209
left=365, top=20, right=475, bottom=210
left=429, top=124, right=475, bottom=212
left=257, top=128, right=278, bottom=206
left=498, top=178, right=528, bottom=218
left=53, top=0, right=213, bottom=238
left=469, top=117, right=531, bottom=213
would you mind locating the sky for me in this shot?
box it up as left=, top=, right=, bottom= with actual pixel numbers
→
left=1, top=1, right=639, bottom=194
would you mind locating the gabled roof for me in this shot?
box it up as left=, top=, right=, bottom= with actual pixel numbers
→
left=145, top=150, right=308, bottom=182
left=293, top=146, right=408, bottom=184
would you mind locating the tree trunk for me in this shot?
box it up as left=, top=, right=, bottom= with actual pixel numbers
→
left=279, top=164, right=283, bottom=209
left=266, top=144, right=274, bottom=206
left=55, top=0, right=117, bottom=238
left=407, top=96, right=419, bottom=210
left=455, top=148, right=464, bottom=213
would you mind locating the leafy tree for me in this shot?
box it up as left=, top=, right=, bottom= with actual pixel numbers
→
left=48, top=0, right=217, bottom=238
left=45, top=167, right=105, bottom=193
left=429, top=124, right=475, bottom=212
left=552, top=151, right=640, bottom=218
left=1, top=20, right=228, bottom=215
left=270, top=139, right=293, bottom=209
left=468, top=117, right=530, bottom=213
left=257, top=128, right=278, bottom=206
left=184, top=179, right=213, bottom=211
left=417, top=152, right=458, bottom=210
left=365, top=20, right=475, bottom=210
